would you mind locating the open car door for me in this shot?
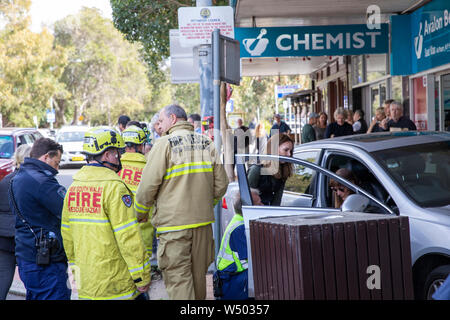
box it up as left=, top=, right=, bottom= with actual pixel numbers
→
left=235, top=154, right=394, bottom=297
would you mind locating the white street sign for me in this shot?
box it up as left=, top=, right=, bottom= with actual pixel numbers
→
left=178, top=6, right=234, bottom=47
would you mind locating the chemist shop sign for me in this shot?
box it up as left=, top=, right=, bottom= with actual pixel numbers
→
left=391, top=0, right=450, bottom=75
left=235, top=24, right=389, bottom=58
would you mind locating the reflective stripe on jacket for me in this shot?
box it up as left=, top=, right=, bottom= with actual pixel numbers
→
left=135, top=121, right=229, bottom=233
left=216, top=214, right=248, bottom=272
left=118, top=152, right=154, bottom=255
left=61, top=165, right=151, bottom=300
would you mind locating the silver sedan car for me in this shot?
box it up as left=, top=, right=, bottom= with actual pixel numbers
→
left=228, top=131, right=449, bottom=300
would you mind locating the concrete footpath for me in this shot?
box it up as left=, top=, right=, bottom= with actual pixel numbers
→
left=7, top=265, right=215, bottom=300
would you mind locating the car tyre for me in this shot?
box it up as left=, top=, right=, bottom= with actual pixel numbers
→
left=423, top=264, right=450, bottom=300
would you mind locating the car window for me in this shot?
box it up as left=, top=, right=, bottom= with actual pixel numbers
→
left=32, top=132, right=43, bottom=141
left=284, top=164, right=316, bottom=195
left=372, top=141, right=450, bottom=207
left=17, top=135, right=27, bottom=147
left=23, top=134, right=34, bottom=145
left=245, top=159, right=320, bottom=208
left=0, top=135, right=14, bottom=159
left=57, top=131, right=86, bottom=142
left=293, top=149, right=320, bottom=164
left=325, top=153, right=395, bottom=212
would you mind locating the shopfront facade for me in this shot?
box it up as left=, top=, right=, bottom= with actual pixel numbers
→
left=391, top=0, right=450, bottom=131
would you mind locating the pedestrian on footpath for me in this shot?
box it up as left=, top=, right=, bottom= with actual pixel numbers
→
left=9, top=138, right=70, bottom=300
left=301, top=112, right=319, bottom=143
left=0, top=145, right=31, bottom=300
left=135, top=104, right=229, bottom=300
left=214, top=189, right=262, bottom=300
left=118, top=125, right=155, bottom=260
left=117, top=114, right=131, bottom=133
left=380, top=101, right=417, bottom=132
left=61, top=127, right=151, bottom=300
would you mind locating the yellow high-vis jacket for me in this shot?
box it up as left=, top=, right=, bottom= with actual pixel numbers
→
left=135, top=121, right=229, bottom=234
left=61, top=165, right=151, bottom=300
left=118, top=152, right=154, bottom=255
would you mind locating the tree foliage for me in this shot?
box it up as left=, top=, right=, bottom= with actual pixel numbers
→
left=110, top=0, right=228, bottom=76
left=0, top=0, right=68, bottom=127
left=53, top=7, right=155, bottom=126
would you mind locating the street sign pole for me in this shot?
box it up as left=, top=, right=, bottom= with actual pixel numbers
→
left=196, top=0, right=214, bottom=126
left=212, top=28, right=221, bottom=263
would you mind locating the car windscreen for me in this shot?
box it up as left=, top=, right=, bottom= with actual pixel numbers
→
left=372, top=141, right=450, bottom=207
left=57, top=131, right=86, bottom=143
left=0, top=135, right=14, bottom=159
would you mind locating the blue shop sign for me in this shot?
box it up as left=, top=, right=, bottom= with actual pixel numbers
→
left=235, top=24, right=389, bottom=58
left=391, top=0, right=450, bottom=75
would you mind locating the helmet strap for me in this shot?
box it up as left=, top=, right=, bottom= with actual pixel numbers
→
left=92, top=149, right=123, bottom=173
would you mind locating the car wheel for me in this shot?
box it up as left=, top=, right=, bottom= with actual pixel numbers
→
left=423, top=265, right=450, bottom=300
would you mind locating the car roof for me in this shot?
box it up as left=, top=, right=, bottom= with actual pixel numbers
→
left=58, top=125, right=90, bottom=132
left=296, top=131, right=450, bottom=153
left=0, top=127, right=39, bottom=135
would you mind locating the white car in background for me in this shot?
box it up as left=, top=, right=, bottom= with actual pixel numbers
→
left=56, top=126, right=89, bottom=168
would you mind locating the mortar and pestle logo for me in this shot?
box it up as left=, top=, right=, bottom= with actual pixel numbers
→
left=243, top=28, right=269, bottom=56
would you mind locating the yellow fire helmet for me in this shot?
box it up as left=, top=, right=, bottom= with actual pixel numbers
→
left=122, top=125, right=146, bottom=145
left=83, top=126, right=125, bottom=155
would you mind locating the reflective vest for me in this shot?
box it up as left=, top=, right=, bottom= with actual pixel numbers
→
left=216, top=214, right=248, bottom=272
left=61, top=165, right=151, bottom=300
left=118, top=152, right=154, bottom=255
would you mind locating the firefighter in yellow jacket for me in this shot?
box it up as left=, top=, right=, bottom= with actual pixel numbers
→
left=118, top=125, right=154, bottom=257
left=61, top=127, right=151, bottom=300
left=135, top=104, right=229, bottom=300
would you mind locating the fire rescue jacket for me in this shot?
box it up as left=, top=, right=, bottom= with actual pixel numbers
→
left=134, top=121, right=229, bottom=233
left=118, top=152, right=154, bottom=255
left=216, top=214, right=248, bottom=272
left=61, top=165, right=151, bottom=300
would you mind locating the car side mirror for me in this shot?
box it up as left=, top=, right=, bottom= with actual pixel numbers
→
left=341, top=194, right=370, bottom=212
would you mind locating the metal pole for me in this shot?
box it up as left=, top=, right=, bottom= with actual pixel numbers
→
left=197, top=0, right=214, bottom=120
left=212, top=29, right=222, bottom=264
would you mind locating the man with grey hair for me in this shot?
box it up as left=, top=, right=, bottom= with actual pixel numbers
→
left=381, top=101, right=417, bottom=131
left=214, top=189, right=262, bottom=300
left=135, top=104, right=229, bottom=300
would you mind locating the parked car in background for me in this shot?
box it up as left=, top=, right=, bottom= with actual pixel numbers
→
left=227, top=131, right=450, bottom=300
left=56, top=125, right=90, bottom=168
left=38, top=128, right=56, bottom=140
left=0, top=128, right=43, bottom=181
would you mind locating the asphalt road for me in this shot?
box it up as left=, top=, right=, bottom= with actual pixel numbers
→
left=57, top=167, right=81, bottom=189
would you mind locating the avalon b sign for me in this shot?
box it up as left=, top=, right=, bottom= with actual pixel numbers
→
left=235, top=24, right=389, bottom=58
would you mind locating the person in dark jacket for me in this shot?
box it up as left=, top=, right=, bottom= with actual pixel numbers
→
left=10, top=138, right=71, bottom=300
left=325, top=107, right=354, bottom=138
left=352, top=109, right=368, bottom=134
left=247, top=134, right=294, bottom=206
left=381, top=101, right=417, bottom=131
left=0, top=145, right=31, bottom=300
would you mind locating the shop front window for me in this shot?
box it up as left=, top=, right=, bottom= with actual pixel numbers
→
left=413, top=77, right=427, bottom=131
left=442, top=74, right=450, bottom=131
left=366, top=54, right=386, bottom=82
left=371, top=86, right=380, bottom=117
left=392, top=76, right=403, bottom=103
left=352, top=56, right=363, bottom=85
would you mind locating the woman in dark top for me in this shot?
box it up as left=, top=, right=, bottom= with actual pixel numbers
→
left=352, top=109, right=368, bottom=134
left=247, top=134, right=294, bottom=206
left=325, top=107, right=354, bottom=138
left=0, top=145, right=31, bottom=300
